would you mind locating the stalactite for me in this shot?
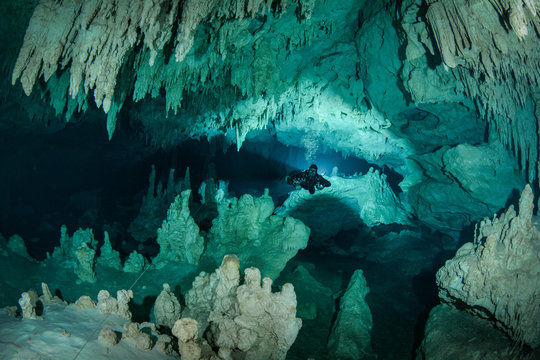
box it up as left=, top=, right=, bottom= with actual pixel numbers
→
left=413, top=0, right=540, bottom=182
left=11, top=0, right=316, bottom=139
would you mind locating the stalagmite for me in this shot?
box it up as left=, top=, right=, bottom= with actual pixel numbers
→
left=436, top=185, right=540, bottom=347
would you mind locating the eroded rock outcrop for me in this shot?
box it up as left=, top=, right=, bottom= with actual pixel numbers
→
left=276, top=169, right=410, bottom=244
left=328, top=269, right=374, bottom=360
left=18, top=290, right=40, bottom=320
left=11, top=0, right=318, bottom=139
left=153, top=283, right=182, bottom=329
left=417, top=304, right=523, bottom=360
left=177, top=254, right=302, bottom=360
left=129, top=166, right=189, bottom=243
left=205, top=189, right=310, bottom=279
left=96, top=231, right=122, bottom=271
left=97, top=289, right=134, bottom=321
left=11, top=0, right=181, bottom=136
left=436, top=184, right=540, bottom=347
left=153, top=190, right=205, bottom=267
left=401, top=0, right=540, bottom=182
left=7, top=234, right=34, bottom=261
left=50, top=226, right=98, bottom=283
left=123, top=250, right=148, bottom=273
left=408, top=142, right=525, bottom=232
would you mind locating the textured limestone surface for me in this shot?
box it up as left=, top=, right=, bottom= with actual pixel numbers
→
left=436, top=185, right=540, bottom=347
left=205, top=189, right=310, bottom=278
left=153, top=283, right=182, bottom=329
left=49, top=226, right=98, bottom=283
left=129, top=166, right=189, bottom=244
left=179, top=254, right=302, bottom=360
left=408, top=142, right=525, bottom=231
left=153, top=190, right=204, bottom=267
left=417, top=304, right=528, bottom=360
left=2, top=284, right=174, bottom=360
left=97, top=289, right=133, bottom=321
left=96, top=232, right=122, bottom=271
left=402, top=0, right=540, bottom=182
left=5, top=0, right=534, bottom=239
left=276, top=169, right=410, bottom=244
left=327, top=269, right=374, bottom=360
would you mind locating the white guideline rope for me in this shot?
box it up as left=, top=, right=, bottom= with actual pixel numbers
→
left=73, top=201, right=203, bottom=359
left=72, top=262, right=153, bottom=360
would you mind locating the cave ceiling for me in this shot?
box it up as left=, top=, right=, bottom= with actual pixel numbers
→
left=1, top=0, right=539, bottom=233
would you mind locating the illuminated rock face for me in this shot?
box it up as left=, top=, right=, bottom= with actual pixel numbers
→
left=407, top=142, right=525, bottom=232
left=436, top=185, right=540, bottom=348
left=153, top=190, right=205, bottom=267
left=276, top=169, right=410, bottom=244
left=179, top=255, right=302, bottom=360
left=9, top=0, right=335, bottom=140
left=205, top=189, right=310, bottom=279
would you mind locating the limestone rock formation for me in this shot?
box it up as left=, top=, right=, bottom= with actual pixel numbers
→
left=172, top=318, right=205, bottom=360
left=51, top=226, right=98, bottom=283
left=96, top=231, right=122, bottom=271
left=436, top=184, right=540, bottom=347
left=281, top=265, right=333, bottom=321
left=129, top=166, right=188, bottom=243
left=417, top=304, right=525, bottom=360
left=97, top=289, right=134, bottom=321
left=153, top=283, right=182, bottom=329
left=123, top=250, right=148, bottom=273
left=11, top=0, right=316, bottom=139
left=74, top=243, right=97, bottom=284
left=11, top=0, right=182, bottom=136
left=39, top=282, right=64, bottom=306
left=155, top=334, right=174, bottom=355
left=204, top=189, right=309, bottom=278
left=52, top=225, right=97, bottom=260
left=18, top=290, right=41, bottom=319
left=408, top=142, right=525, bottom=232
left=3, top=283, right=179, bottom=358
left=72, top=295, right=97, bottom=310
left=276, top=169, right=410, bottom=244
left=122, top=322, right=154, bottom=351
left=153, top=189, right=204, bottom=267
left=273, top=106, right=411, bottom=172
left=7, top=234, right=34, bottom=261
left=328, top=270, right=374, bottom=360
left=356, top=5, right=407, bottom=119
left=402, top=0, right=540, bottom=182
left=183, top=254, right=242, bottom=334
left=99, top=327, right=119, bottom=346
left=17, top=284, right=65, bottom=319
left=180, top=254, right=302, bottom=359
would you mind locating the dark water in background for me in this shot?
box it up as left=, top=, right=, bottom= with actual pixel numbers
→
left=0, top=120, right=403, bottom=259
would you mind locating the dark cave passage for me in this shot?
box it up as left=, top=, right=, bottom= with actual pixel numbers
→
left=0, top=119, right=403, bottom=261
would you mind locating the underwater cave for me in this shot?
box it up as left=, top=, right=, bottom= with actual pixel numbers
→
left=1, top=0, right=539, bottom=360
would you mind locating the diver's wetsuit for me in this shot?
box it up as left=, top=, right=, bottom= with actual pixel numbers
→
left=286, top=165, right=331, bottom=194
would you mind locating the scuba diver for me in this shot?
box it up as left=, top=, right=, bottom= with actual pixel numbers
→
left=286, top=164, right=331, bottom=194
